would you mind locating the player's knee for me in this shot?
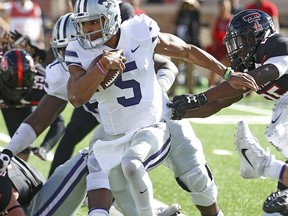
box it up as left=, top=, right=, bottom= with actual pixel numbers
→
left=121, top=158, right=142, bottom=178
left=176, top=164, right=218, bottom=206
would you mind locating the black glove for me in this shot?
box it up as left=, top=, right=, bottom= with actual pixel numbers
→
left=168, top=93, right=207, bottom=120
left=166, top=102, right=184, bottom=120
left=10, top=30, right=23, bottom=41
left=9, top=30, right=30, bottom=45
left=9, top=30, right=46, bottom=63
left=0, top=149, right=13, bottom=176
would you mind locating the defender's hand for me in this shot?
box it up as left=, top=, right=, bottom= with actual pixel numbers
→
left=172, top=93, right=207, bottom=111
left=168, top=93, right=207, bottom=120
left=228, top=71, right=259, bottom=92
left=0, top=149, right=13, bottom=176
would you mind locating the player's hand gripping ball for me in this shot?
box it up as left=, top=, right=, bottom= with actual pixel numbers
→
left=89, top=49, right=126, bottom=90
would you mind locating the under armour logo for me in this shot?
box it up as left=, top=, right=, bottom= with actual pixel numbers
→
left=187, top=96, right=197, bottom=104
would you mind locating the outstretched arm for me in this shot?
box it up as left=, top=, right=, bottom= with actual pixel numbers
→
left=169, top=63, right=280, bottom=119
left=170, top=81, right=244, bottom=120
left=184, top=95, right=243, bottom=118
left=155, top=32, right=258, bottom=91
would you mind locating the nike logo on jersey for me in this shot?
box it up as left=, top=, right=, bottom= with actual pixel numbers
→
left=241, top=149, right=254, bottom=168
left=271, top=114, right=281, bottom=124
left=131, top=45, right=140, bottom=53
left=140, top=188, right=147, bottom=194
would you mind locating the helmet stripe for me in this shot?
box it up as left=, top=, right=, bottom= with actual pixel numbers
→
left=62, top=14, right=70, bottom=39
left=15, top=49, right=23, bottom=88
left=75, top=0, right=80, bottom=13
left=56, top=17, right=61, bottom=42
left=83, top=0, right=88, bottom=12
left=77, top=0, right=88, bottom=13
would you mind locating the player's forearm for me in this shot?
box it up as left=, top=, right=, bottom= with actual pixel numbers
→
left=6, top=95, right=67, bottom=155
left=186, top=45, right=226, bottom=77
left=204, top=81, right=244, bottom=103
left=184, top=96, right=242, bottom=118
left=68, top=66, right=106, bottom=107
left=6, top=123, right=37, bottom=155
left=25, top=95, right=67, bottom=135
left=248, top=64, right=280, bottom=86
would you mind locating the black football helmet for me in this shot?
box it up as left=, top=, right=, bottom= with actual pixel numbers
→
left=223, top=9, right=275, bottom=68
left=0, top=48, right=36, bottom=104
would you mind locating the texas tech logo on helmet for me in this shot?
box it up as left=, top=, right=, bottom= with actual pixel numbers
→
left=242, top=12, right=263, bottom=32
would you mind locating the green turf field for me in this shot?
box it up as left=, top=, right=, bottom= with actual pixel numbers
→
left=0, top=90, right=284, bottom=216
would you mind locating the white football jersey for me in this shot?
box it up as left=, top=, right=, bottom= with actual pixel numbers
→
left=44, top=60, right=70, bottom=101
left=65, top=14, right=171, bottom=135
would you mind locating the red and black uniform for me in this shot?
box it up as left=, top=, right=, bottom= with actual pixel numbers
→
left=254, top=34, right=288, bottom=100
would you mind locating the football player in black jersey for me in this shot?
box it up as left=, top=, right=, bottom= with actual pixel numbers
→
left=169, top=9, right=288, bottom=215
left=0, top=47, right=65, bottom=161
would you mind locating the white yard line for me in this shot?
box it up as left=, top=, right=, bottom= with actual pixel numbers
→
left=189, top=115, right=271, bottom=125
left=229, top=103, right=272, bottom=115
left=189, top=103, right=272, bottom=125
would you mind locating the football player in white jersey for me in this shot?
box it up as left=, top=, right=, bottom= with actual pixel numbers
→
left=0, top=12, right=183, bottom=216
left=67, top=4, right=173, bottom=215
left=63, top=0, right=258, bottom=215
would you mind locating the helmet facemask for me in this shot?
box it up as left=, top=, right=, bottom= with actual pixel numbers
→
left=73, top=0, right=121, bottom=50
left=74, top=16, right=108, bottom=49
left=224, top=28, right=257, bottom=69
left=224, top=9, right=275, bottom=70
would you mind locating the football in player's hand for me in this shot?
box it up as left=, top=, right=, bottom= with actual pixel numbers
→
left=88, top=51, right=123, bottom=90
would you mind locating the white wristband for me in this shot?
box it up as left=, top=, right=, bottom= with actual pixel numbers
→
left=6, top=123, right=37, bottom=155
left=156, top=68, right=176, bottom=92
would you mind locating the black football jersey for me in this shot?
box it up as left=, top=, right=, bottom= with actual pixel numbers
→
left=255, top=33, right=288, bottom=100
left=0, top=64, right=46, bottom=108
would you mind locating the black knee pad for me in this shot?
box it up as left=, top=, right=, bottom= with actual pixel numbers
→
left=175, top=164, right=213, bottom=193
left=278, top=160, right=288, bottom=191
